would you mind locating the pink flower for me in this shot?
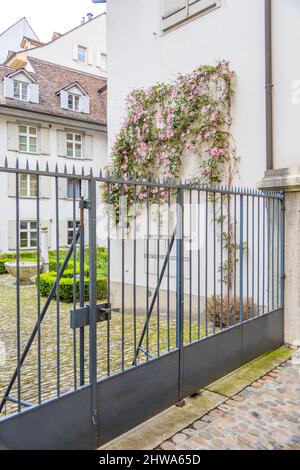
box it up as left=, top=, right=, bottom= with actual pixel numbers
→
left=210, top=147, right=225, bottom=158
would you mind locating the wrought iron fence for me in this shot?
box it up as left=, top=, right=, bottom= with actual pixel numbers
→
left=0, top=159, right=284, bottom=423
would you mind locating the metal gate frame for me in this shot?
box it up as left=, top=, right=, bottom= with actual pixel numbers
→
left=0, top=164, right=285, bottom=450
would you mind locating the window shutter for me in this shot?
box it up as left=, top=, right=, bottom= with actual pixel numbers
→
left=57, top=130, right=67, bottom=157
left=84, top=135, right=93, bottom=160
left=7, top=122, right=19, bottom=152
left=8, top=221, right=16, bottom=250
left=162, top=0, right=186, bottom=29
left=188, top=0, right=219, bottom=16
left=30, top=83, right=39, bottom=103
left=60, top=90, right=69, bottom=110
left=81, top=180, right=89, bottom=199
left=88, top=48, right=94, bottom=65
left=58, top=178, right=68, bottom=199
left=40, top=127, right=50, bottom=155
left=40, top=176, right=51, bottom=199
left=59, top=220, right=68, bottom=247
left=73, top=43, right=78, bottom=61
left=81, top=95, right=90, bottom=114
left=4, top=77, right=14, bottom=98
left=7, top=173, right=16, bottom=197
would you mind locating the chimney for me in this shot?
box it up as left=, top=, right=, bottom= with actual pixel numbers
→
left=87, top=13, right=94, bottom=21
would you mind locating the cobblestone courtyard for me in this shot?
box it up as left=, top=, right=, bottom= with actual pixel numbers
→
left=159, top=360, right=300, bottom=450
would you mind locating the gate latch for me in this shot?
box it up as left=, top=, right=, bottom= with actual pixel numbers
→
left=70, top=303, right=119, bottom=330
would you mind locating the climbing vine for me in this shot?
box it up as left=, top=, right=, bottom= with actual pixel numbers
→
left=103, top=61, right=239, bottom=209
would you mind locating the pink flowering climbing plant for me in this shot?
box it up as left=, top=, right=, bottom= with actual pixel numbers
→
left=103, top=61, right=239, bottom=212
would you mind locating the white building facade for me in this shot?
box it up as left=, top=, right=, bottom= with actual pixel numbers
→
left=106, top=0, right=299, bottom=320
left=0, top=17, right=39, bottom=64
left=107, top=0, right=300, bottom=183
left=0, top=57, right=107, bottom=253
left=5, top=13, right=107, bottom=78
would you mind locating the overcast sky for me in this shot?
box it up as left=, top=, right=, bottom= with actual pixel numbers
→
left=0, top=0, right=106, bottom=43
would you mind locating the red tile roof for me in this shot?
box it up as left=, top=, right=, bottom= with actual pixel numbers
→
left=0, top=57, right=107, bottom=126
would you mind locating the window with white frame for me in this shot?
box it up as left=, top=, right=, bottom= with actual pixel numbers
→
left=67, top=179, right=82, bottom=199
left=13, top=80, right=29, bottom=101
left=162, top=0, right=221, bottom=32
left=100, top=53, right=107, bottom=70
left=67, top=220, right=80, bottom=245
left=68, top=93, right=81, bottom=112
left=19, top=125, right=38, bottom=153
left=19, top=174, right=37, bottom=198
left=20, top=221, right=37, bottom=249
left=77, top=46, right=87, bottom=63
left=66, top=133, right=82, bottom=158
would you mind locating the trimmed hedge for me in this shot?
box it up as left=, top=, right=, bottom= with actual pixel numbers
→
left=39, top=272, right=107, bottom=303
left=0, top=247, right=108, bottom=276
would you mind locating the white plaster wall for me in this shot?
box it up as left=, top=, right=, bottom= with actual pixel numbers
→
left=272, top=0, right=300, bottom=169
left=0, top=18, right=38, bottom=63
left=107, top=0, right=266, bottom=188
left=29, top=14, right=107, bottom=78
left=0, top=114, right=107, bottom=253
left=106, top=0, right=285, bottom=305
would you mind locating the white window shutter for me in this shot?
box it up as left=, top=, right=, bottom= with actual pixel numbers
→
left=81, top=95, right=90, bottom=114
left=81, top=180, right=89, bottom=199
left=40, top=127, right=50, bottom=155
left=84, top=135, right=93, bottom=160
left=73, top=43, right=78, bottom=61
left=58, top=178, right=68, bottom=199
left=60, top=90, right=69, bottom=110
left=4, top=77, right=14, bottom=98
left=188, top=0, right=219, bottom=16
left=7, top=122, right=19, bottom=151
left=59, top=220, right=68, bottom=247
left=57, top=130, right=67, bottom=157
left=7, top=173, right=16, bottom=197
left=30, top=83, right=39, bottom=103
left=8, top=221, right=16, bottom=250
left=88, top=48, right=94, bottom=65
left=40, top=176, right=51, bottom=199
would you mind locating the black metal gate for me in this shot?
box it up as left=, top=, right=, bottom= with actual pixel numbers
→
left=0, top=162, right=284, bottom=449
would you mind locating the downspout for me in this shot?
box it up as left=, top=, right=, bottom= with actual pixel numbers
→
left=265, top=0, right=274, bottom=170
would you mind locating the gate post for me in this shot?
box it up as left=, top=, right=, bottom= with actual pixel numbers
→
left=88, top=174, right=98, bottom=448
left=258, top=168, right=300, bottom=346
left=176, top=186, right=184, bottom=402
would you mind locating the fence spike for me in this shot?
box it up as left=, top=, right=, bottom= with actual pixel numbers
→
left=45, top=162, right=49, bottom=173
left=64, top=164, right=67, bottom=175
left=36, top=160, right=39, bottom=171
left=16, top=157, right=19, bottom=169
left=55, top=163, right=58, bottom=173
left=4, top=156, right=8, bottom=168
left=26, top=159, right=29, bottom=170
left=72, top=165, right=76, bottom=175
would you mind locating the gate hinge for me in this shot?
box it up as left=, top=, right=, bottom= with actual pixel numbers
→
left=79, top=199, right=91, bottom=210
left=70, top=303, right=120, bottom=329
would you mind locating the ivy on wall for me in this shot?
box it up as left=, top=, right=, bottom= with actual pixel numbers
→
left=103, top=61, right=239, bottom=208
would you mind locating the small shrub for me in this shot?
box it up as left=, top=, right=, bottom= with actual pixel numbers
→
left=207, top=295, right=257, bottom=328
left=39, top=272, right=107, bottom=303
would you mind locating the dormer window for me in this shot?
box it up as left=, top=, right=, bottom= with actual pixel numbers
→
left=58, top=83, right=90, bottom=114
left=68, top=93, right=81, bottom=112
left=4, top=70, right=39, bottom=103
left=13, top=80, right=29, bottom=101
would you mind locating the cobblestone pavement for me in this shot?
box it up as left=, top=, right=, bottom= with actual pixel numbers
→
left=159, top=361, right=300, bottom=450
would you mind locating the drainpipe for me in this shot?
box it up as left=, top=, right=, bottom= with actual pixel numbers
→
left=265, top=0, right=274, bottom=171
